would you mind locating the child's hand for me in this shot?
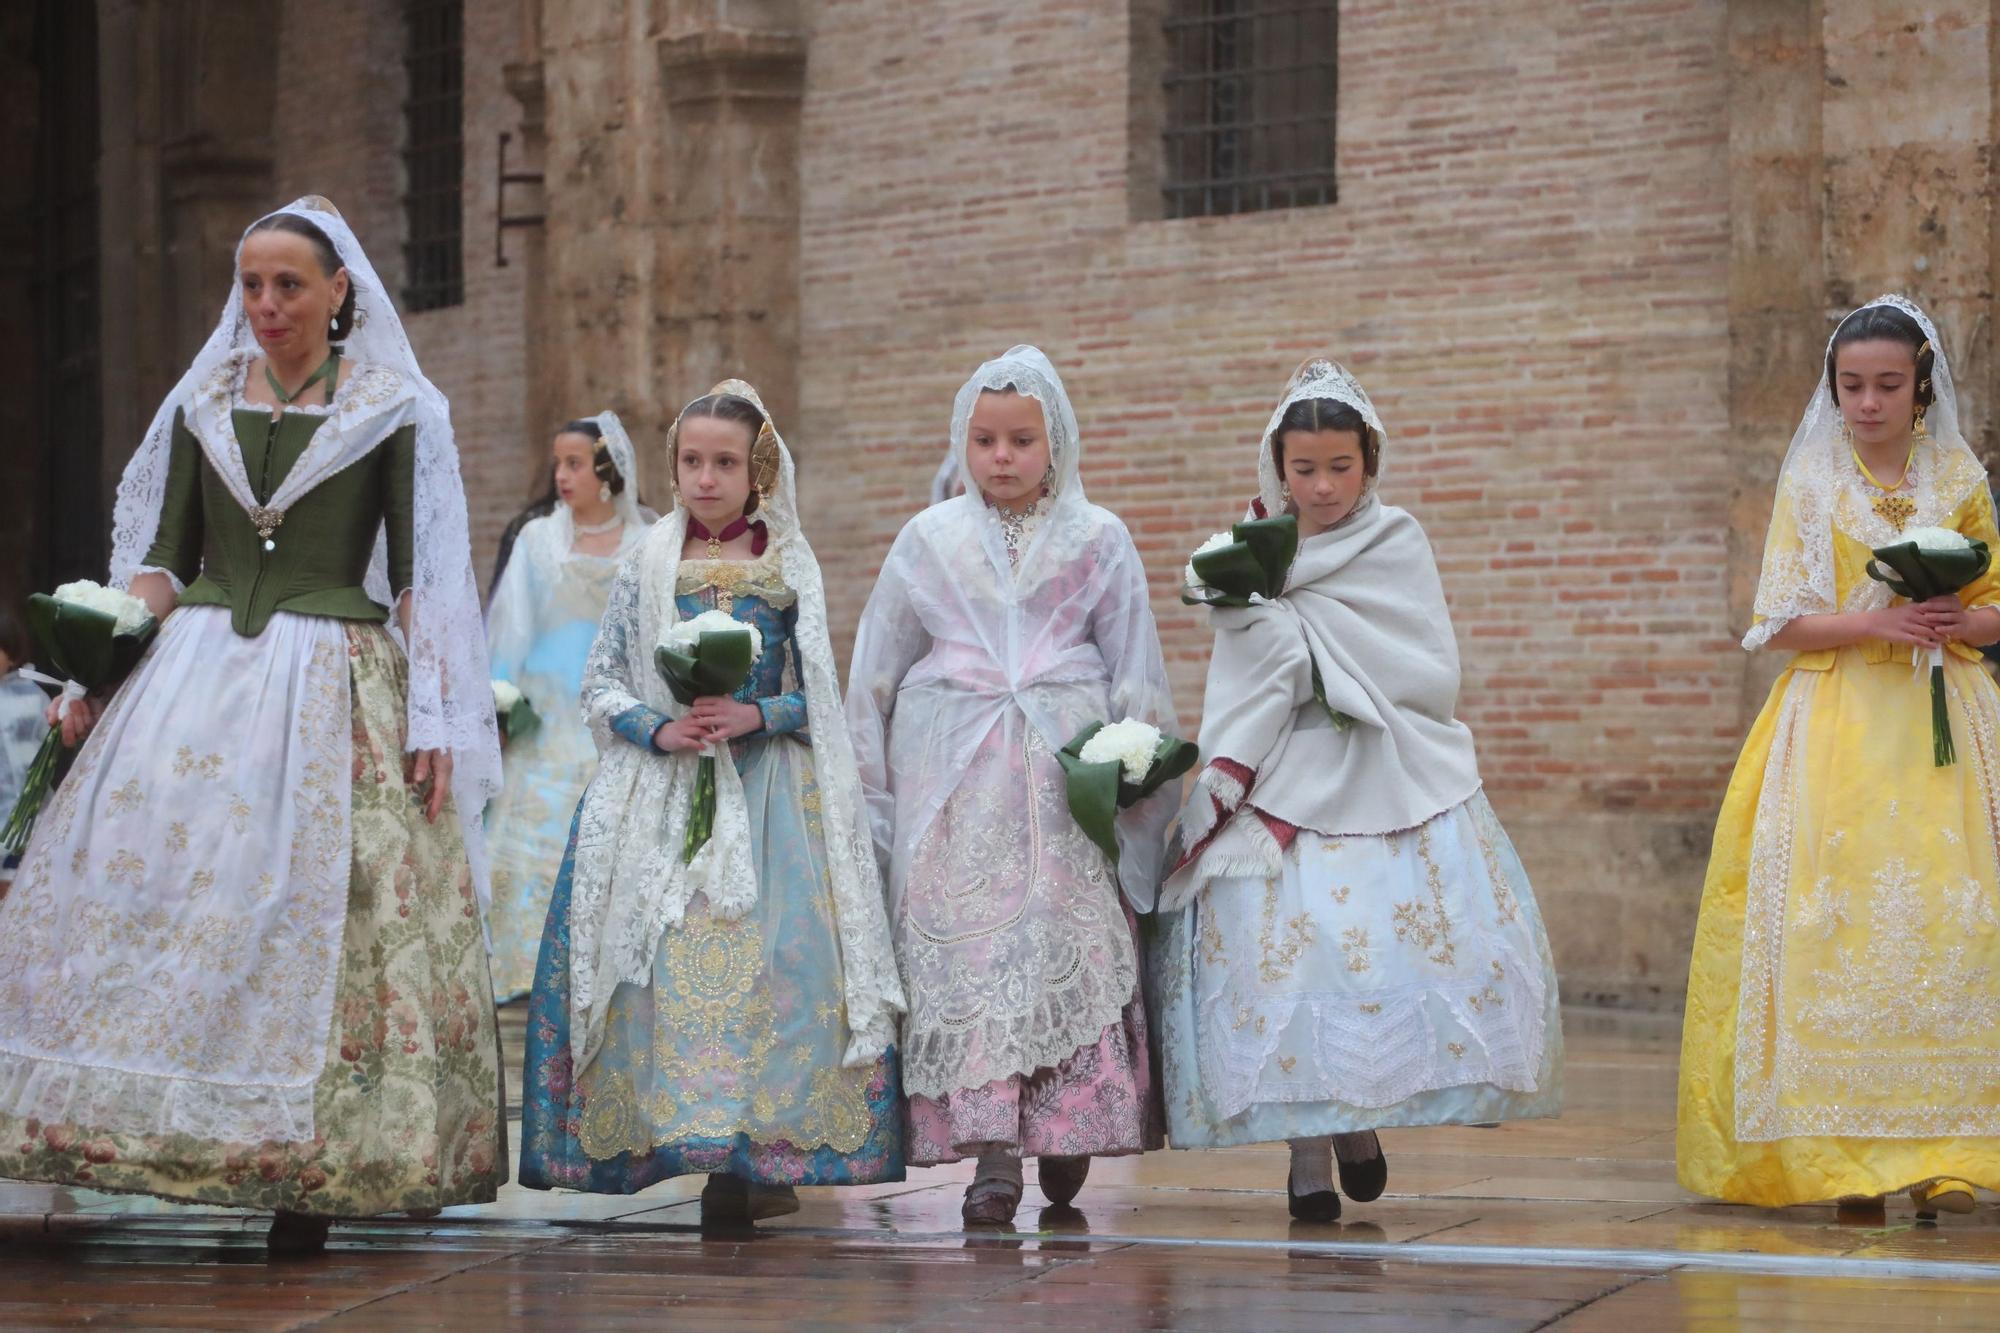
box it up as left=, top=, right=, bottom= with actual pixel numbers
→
left=1917, top=594, right=1971, bottom=643
left=652, top=714, right=710, bottom=753
left=689, top=696, right=765, bottom=743
left=1871, top=603, right=1944, bottom=647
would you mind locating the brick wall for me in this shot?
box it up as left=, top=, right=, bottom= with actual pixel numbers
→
left=797, top=0, right=1737, bottom=998
left=273, top=0, right=532, bottom=580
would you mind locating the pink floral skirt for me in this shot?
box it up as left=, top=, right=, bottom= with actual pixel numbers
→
left=905, top=982, right=1163, bottom=1165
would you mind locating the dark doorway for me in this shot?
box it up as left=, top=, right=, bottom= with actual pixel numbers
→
left=31, top=0, right=104, bottom=592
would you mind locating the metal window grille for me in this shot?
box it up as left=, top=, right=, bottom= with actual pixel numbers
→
left=402, top=0, right=463, bottom=311
left=1162, top=0, right=1338, bottom=219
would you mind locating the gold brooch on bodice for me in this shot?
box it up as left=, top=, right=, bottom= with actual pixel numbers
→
left=249, top=505, right=286, bottom=552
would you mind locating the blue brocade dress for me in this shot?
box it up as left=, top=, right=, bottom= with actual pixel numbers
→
left=517, top=557, right=904, bottom=1191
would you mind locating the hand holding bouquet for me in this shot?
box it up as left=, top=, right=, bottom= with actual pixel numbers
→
left=1867, top=525, right=1993, bottom=766
left=3, top=582, right=160, bottom=853
left=491, top=679, right=541, bottom=745
left=1056, top=718, right=1199, bottom=867
left=1182, top=514, right=1350, bottom=730
left=1181, top=514, right=1299, bottom=607
left=655, top=609, right=763, bottom=863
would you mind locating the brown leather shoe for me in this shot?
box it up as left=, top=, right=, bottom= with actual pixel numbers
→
left=962, top=1177, right=1022, bottom=1226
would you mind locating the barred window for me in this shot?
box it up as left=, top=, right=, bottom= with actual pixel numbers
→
left=1162, top=0, right=1338, bottom=219
left=402, top=0, right=463, bottom=311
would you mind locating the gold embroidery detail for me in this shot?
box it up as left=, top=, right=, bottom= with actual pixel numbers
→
left=1391, top=827, right=1458, bottom=968
left=1340, top=926, right=1372, bottom=974
left=108, top=780, right=144, bottom=813
left=1257, top=878, right=1315, bottom=982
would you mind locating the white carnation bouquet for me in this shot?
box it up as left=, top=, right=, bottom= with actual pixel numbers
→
left=654, top=608, right=764, bottom=861
left=1056, top=716, right=1199, bottom=868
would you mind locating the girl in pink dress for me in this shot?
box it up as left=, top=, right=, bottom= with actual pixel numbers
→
left=848, top=346, right=1178, bottom=1224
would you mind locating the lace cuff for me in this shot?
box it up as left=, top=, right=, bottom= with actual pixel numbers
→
left=132, top=565, right=187, bottom=597
left=612, top=704, right=670, bottom=750
left=755, top=691, right=807, bottom=735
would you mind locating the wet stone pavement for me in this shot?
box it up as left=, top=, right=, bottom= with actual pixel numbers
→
left=3, top=1008, right=1999, bottom=1330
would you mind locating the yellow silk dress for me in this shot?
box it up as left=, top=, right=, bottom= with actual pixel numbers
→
left=1678, top=470, right=2000, bottom=1205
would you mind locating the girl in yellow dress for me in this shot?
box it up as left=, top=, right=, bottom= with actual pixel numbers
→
left=1678, top=295, right=2000, bottom=1219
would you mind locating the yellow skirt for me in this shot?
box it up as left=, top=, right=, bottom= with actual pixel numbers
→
left=1677, top=645, right=2000, bottom=1205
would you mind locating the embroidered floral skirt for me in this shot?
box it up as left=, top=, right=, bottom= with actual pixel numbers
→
left=1150, top=791, right=1563, bottom=1149
left=1678, top=650, right=2000, bottom=1206
left=518, top=733, right=903, bottom=1192
left=0, top=623, right=506, bottom=1216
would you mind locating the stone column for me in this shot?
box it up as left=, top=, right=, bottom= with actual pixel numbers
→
left=1724, top=0, right=1824, bottom=715
left=655, top=3, right=807, bottom=432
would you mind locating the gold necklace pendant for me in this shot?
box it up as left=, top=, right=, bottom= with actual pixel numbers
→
left=705, top=537, right=722, bottom=559
left=1872, top=493, right=1917, bottom=530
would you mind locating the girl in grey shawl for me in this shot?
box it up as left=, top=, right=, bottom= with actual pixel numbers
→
left=1152, top=359, right=1564, bottom=1222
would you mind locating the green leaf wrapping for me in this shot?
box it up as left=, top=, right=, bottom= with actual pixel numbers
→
left=502, top=695, right=541, bottom=744
left=1055, top=722, right=1201, bottom=868
left=653, top=625, right=760, bottom=861
left=3, top=594, right=159, bottom=855
left=1865, top=537, right=1992, bottom=767
left=26, top=594, right=157, bottom=690
left=1183, top=514, right=1300, bottom=606
left=654, top=626, right=758, bottom=707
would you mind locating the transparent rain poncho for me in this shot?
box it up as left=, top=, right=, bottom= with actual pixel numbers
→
left=847, top=346, right=1179, bottom=1097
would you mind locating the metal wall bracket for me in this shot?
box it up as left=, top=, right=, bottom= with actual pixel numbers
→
left=495, top=130, right=545, bottom=268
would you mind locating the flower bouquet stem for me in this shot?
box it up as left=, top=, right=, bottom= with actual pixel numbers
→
left=1867, top=527, right=1992, bottom=767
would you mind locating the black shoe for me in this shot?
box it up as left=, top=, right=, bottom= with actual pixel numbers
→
left=1335, top=1132, right=1387, bottom=1204
left=1287, top=1179, right=1341, bottom=1223
left=1037, top=1155, right=1090, bottom=1207
left=266, top=1210, right=331, bottom=1256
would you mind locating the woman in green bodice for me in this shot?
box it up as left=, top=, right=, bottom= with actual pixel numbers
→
left=0, top=197, right=506, bottom=1253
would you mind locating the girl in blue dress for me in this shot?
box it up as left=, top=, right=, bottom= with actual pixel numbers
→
left=518, top=381, right=906, bottom=1227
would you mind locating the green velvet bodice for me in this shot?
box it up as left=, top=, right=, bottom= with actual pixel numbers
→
left=142, top=403, right=415, bottom=638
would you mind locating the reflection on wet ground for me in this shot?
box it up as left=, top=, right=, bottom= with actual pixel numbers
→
left=3, top=1007, right=1997, bottom=1329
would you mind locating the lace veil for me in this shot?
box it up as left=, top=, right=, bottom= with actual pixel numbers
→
left=1746, top=294, right=1986, bottom=649
left=1255, top=357, right=1389, bottom=524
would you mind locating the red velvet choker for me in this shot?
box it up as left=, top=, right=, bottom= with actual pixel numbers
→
left=688, top=513, right=769, bottom=556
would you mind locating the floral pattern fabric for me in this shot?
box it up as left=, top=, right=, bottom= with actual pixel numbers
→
left=0, top=624, right=506, bottom=1215
left=518, top=581, right=902, bottom=1192
left=1151, top=792, right=1564, bottom=1148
